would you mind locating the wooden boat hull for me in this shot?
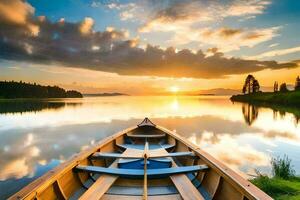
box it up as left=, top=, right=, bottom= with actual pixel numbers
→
left=9, top=118, right=272, bottom=200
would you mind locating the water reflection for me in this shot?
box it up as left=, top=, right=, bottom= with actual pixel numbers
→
left=0, top=99, right=81, bottom=114
left=0, top=96, right=299, bottom=198
left=242, top=103, right=259, bottom=125
left=272, top=107, right=300, bottom=125
left=237, top=101, right=300, bottom=126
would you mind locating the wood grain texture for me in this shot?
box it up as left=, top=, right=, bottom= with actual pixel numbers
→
left=154, top=148, right=205, bottom=200
left=101, top=194, right=182, bottom=200
left=79, top=148, right=136, bottom=200
left=143, top=142, right=149, bottom=200
left=79, top=174, right=118, bottom=200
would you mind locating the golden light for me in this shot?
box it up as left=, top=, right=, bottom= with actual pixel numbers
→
left=169, top=86, right=179, bottom=93
left=170, top=98, right=179, bottom=111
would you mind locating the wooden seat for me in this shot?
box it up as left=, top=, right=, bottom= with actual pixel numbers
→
left=126, top=133, right=166, bottom=138
left=75, top=165, right=208, bottom=178
left=92, top=151, right=195, bottom=159
left=117, top=143, right=175, bottom=150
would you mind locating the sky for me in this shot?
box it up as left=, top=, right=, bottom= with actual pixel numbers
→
left=0, top=0, right=299, bottom=94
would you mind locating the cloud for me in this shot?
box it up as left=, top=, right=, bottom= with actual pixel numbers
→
left=226, top=0, right=271, bottom=16
left=139, top=1, right=215, bottom=33
left=119, top=3, right=137, bottom=21
left=246, top=46, right=300, bottom=60
left=79, top=17, right=94, bottom=35
left=0, top=0, right=39, bottom=36
left=141, top=0, right=270, bottom=32
left=0, top=0, right=298, bottom=79
left=200, top=134, right=270, bottom=173
left=0, top=0, right=34, bottom=25
left=269, top=43, right=279, bottom=48
left=94, top=1, right=138, bottom=21
left=139, top=0, right=274, bottom=52
left=140, top=0, right=270, bottom=31
left=169, top=26, right=280, bottom=52
left=218, top=28, right=243, bottom=38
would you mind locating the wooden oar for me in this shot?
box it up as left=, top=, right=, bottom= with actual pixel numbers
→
left=143, top=142, right=149, bottom=200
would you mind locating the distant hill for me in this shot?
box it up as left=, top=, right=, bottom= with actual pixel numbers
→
left=198, top=88, right=241, bottom=95
left=199, top=86, right=294, bottom=94
left=83, top=93, right=128, bottom=97
left=0, top=81, right=83, bottom=98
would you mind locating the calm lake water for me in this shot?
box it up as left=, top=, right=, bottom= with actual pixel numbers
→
left=0, top=96, right=299, bottom=199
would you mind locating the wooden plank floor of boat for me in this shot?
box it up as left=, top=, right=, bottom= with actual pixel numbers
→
left=79, top=148, right=142, bottom=200
left=79, top=146, right=205, bottom=199
left=101, top=194, right=182, bottom=200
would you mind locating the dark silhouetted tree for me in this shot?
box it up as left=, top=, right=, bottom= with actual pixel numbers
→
left=242, top=85, right=246, bottom=94
left=242, top=74, right=260, bottom=94
left=295, top=76, right=300, bottom=91
left=274, top=81, right=279, bottom=92
left=279, top=83, right=288, bottom=92
left=253, top=79, right=260, bottom=93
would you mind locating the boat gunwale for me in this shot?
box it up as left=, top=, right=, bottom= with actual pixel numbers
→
left=9, top=124, right=272, bottom=200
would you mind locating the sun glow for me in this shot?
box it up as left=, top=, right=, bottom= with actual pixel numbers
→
left=169, top=86, right=179, bottom=93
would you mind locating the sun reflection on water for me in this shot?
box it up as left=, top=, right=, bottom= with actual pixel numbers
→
left=170, top=98, right=179, bottom=111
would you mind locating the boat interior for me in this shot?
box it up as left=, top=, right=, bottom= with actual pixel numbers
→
left=10, top=118, right=271, bottom=200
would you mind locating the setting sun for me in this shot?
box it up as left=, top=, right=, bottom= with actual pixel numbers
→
left=169, top=86, right=179, bottom=93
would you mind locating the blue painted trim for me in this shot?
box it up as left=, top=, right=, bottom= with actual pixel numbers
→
left=92, top=151, right=195, bottom=159
left=116, top=143, right=175, bottom=150
left=75, top=165, right=208, bottom=178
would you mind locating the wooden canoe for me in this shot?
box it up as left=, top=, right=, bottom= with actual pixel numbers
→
left=9, top=118, right=272, bottom=200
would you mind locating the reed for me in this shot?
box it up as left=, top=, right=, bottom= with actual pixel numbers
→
left=251, top=155, right=300, bottom=199
left=271, top=155, right=295, bottom=179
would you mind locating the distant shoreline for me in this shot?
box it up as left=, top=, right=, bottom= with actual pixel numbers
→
left=83, top=93, right=128, bottom=97
left=230, top=90, right=300, bottom=106
left=0, top=81, right=83, bottom=99
left=196, top=93, right=215, bottom=96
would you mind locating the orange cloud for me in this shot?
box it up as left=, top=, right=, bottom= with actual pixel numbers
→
left=0, top=0, right=39, bottom=36
left=79, top=17, right=94, bottom=35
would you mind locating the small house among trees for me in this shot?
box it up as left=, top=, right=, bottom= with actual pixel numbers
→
left=242, top=75, right=260, bottom=94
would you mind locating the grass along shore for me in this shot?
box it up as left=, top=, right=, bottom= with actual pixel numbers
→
left=251, top=156, right=300, bottom=199
left=231, top=90, right=300, bottom=106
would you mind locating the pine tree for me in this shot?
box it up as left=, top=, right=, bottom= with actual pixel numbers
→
left=242, top=75, right=260, bottom=94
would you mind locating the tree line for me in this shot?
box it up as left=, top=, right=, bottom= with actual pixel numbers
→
left=0, top=81, right=83, bottom=98
left=242, top=75, right=300, bottom=94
